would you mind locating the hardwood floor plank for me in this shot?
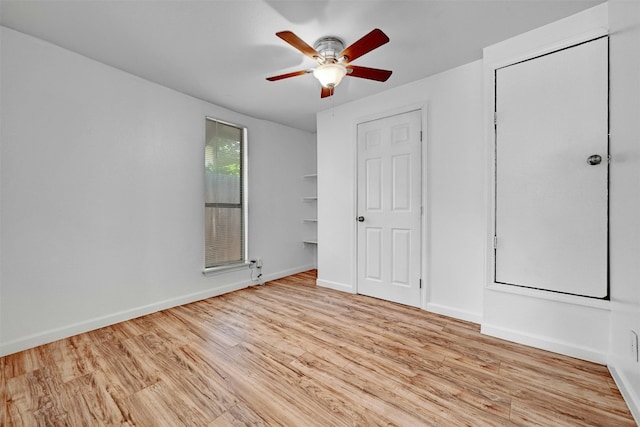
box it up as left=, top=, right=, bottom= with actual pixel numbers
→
left=407, top=362, right=514, bottom=421
left=340, top=358, right=515, bottom=427
left=124, top=335, right=239, bottom=421
left=6, top=366, right=67, bottom=426
left=191, top=344, right=342, bottom=426
left=119, top=381, right=212, bottom=426
left=501, top=361, right=633, bottom=418
left=290, top=352, right=435, bottom=426
left=208, top=403, right=270, bottom=427
left=57, top=371, right=130, bottom=426
left=90, top=337, right=162, bottom=403
left=224, top=343, right=353, bottom=427
left=2, top=270, right=635, bottom=426
left=510, top=397, right=636, bottom=427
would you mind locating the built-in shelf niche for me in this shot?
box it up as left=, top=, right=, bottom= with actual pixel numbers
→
left=303, top=174, right=317, bottom=245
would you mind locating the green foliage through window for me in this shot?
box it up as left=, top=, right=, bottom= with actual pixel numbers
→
left=205, top=137, right=240, bottom=176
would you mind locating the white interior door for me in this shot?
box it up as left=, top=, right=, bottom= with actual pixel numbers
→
left=495, top=37, right=608, bottom=298
left=357, top=110, right=422, bottom=307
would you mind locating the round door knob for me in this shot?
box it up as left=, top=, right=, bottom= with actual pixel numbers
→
left=357, top=216, right=365, bottom=222
left=587, top=154, right=602, bottom=165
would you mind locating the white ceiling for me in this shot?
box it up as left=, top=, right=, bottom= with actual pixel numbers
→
left=0, top=0, right=603, bottom=133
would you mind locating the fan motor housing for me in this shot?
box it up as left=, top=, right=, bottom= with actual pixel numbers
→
left=313, top=36, right=345, bottom=62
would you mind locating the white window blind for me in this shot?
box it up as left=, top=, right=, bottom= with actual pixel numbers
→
left=204, top=118, right=246, bottom=269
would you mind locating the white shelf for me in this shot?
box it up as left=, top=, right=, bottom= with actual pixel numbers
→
left=303, top=173, right=317, bottom=246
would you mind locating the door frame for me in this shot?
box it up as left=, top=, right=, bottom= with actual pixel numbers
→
left=484, top=28, right=610, bottom=305
left=353, top=104, right=428, bottom=309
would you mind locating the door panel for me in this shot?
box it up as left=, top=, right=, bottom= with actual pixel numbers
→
left=392, top=154, right=411, bottom=210
left=357, top=110, right=422, bottom=307
left=391, top=228, right=411, bottom=285
left=366, top=158, right=382, bottom=210
left=365, top=228, right=382, bottom=280
left=495, top=37, right=608, bottom=298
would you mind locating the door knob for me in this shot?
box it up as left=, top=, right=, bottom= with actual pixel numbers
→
left=587, top=154, right=602, bottom=165
left=357, top=216, right=365, bottom=222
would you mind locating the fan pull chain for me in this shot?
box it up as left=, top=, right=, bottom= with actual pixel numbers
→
left=331, top=87, right=335, bottom=116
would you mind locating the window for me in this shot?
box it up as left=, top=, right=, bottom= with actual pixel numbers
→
left=204, top=118, right=247, bottom=270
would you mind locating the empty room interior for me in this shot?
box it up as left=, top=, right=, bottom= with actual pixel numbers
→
left=1, top=0, right=639, bottom=425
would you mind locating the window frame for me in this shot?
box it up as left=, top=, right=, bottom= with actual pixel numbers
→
left=202, top=117, right=249, bottom=275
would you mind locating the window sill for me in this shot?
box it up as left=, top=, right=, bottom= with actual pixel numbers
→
left=202, top=262, right=250, bottom=276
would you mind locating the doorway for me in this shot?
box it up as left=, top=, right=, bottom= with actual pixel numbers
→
left=356, top=110, right=422, bottom=307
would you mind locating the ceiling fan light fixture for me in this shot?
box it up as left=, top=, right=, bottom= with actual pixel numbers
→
left=313, top=63, right=347, bottom=88
left=267, top=29, right=392, bottom=98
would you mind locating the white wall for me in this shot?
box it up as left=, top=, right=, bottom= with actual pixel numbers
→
left=481, top=4, right=612, bottom=364
left=608, top=0, right=640, bottom=421
left=0, top=27, right=316, bottom=356
left=317, top=60, right=485, bottom=323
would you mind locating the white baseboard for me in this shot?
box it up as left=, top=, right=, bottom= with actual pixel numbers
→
left=0, top=265, right=317, bottom=357
left=481, top=323, right=607, bottom=364
left=608, top=361, right=640, bottom=425
left=425, top=302, right=482, bottom=324
left=261, top=264, right=316, bottom=283
left=316, top=278, right=355, bottom=293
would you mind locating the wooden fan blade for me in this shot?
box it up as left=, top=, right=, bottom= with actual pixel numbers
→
left=339, top=28, right=389, bottom=63
left=321, top=86, right=333, bottom=98
left=266, top=70, right=309, bottom=81
left=276, top=31, right=322, bottom=60
left=346, top=65, right=392, bottom=82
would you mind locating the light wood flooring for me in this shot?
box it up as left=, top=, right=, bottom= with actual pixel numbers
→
left=2, top=270, right=636, bottom=426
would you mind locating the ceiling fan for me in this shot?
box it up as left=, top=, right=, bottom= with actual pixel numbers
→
left=266, top=28, right=392, bottom=98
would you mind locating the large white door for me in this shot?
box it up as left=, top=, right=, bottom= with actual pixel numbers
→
left=357, top=110, right=422, bottom=307
left=495, top=37, right=608, bottom=298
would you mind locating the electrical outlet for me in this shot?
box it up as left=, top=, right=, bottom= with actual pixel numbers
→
left=631, top=331, right=638, bottom=362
